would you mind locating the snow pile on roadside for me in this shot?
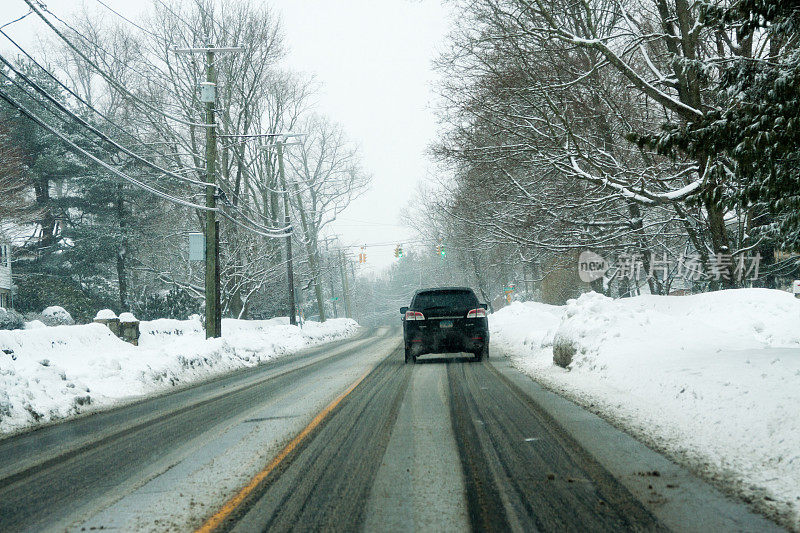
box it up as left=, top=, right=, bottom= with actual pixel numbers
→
left=487, top=301, right=563, bottom=356
left=0, top=317, right=358, bottom=435
left=490, top=289, right=800, bottom=528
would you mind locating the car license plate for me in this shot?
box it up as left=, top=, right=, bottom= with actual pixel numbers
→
left=439, top=320, right=453, bottom=329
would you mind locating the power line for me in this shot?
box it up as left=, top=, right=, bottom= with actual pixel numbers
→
left=1, top=37, right=291, bottom=236
left=1, top=81, right=291, bottom=239
left=0, top=84, right=215, bottom=211
left=0, top=9, right=31, bottom=31
left=0, top=53, right=213, bottom=188
left=5, top=3, right=309, bottom=240
left=42, top=3, right=188, bottom=111
left=0, top=27, right=188, bottom=163
left=21, top=0, right=211, bottom=128
left=92, top=0, right=160, bottom=39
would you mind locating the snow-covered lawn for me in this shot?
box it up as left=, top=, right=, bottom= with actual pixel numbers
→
left=0, top=316, right=358, bottom=436
left=490, top=289, right=800, bottom=529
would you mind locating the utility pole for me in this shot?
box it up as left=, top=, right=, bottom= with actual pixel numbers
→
left=339, top=250, right=352, bottom=318
left=258, top=133, right=305, bottom=326
left=276, top=140, right=297, bottom=326
left=174, top=45, right=241, bottom=338
left=324, top=239, right=338, bottom=318
left=204, top=49, right=221, bottom=338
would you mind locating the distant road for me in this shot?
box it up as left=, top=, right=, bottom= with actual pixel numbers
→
left=0, top=328, right=780, bottom=532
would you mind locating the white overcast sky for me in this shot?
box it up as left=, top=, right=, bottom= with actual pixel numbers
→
left=3, top=0, right=452, bottom=271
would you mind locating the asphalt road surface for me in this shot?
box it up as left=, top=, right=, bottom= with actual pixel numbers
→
left=0, top=328, right=781, bottom=532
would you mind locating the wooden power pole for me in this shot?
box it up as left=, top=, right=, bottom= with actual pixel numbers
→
left=173, top=45, right=241, bottom=338
left=276, top=140, right=297, bottom=326
left=204, top=49, right=221, bottom=338
left=339, top=250, right=352, bottom=319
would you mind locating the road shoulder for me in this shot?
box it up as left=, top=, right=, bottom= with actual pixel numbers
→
left=489, top=357, right=784, bottom=533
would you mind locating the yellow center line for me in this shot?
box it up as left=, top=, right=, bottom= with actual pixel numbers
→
left=195, top=366, right=375, bottom=533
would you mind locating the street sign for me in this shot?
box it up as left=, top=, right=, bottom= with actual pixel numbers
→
left=188, top=233, right=205, bottom=261
left=504, top=284, right=515, bottom=303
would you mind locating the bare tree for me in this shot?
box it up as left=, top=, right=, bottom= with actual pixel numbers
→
left=286, top=115, right=371, bottom=320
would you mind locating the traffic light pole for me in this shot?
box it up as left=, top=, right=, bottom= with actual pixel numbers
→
left=276, top=141, right=297, bottom=326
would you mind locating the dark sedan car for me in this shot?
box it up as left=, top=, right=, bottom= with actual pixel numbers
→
left=401, top=287, right=489, bottom=363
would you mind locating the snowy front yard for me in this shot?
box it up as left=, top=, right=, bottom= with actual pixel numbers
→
left=0, top=316, right=358, bottom=436
left=490, top=288, right=800, bottom=530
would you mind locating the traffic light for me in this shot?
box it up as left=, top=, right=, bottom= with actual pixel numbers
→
left=398, top=245, right=403, bottom=258
left=394, top=246, right=400, bottom=258
left=359, top=246, right=366, bottom=264
left=440, top=244, right=446, bottom=258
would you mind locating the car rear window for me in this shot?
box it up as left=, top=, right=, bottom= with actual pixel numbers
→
left=413, top=290, right=478, bottom=310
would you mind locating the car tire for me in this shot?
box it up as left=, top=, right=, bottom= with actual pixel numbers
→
left=404, top=346, right=412, bottom=364
left=475, top=343, right=488, bottom=362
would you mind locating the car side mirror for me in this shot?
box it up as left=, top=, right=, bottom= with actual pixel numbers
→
left=400, top=306, right=408, bottom=316
left=479, top=303, right=488, bottom=310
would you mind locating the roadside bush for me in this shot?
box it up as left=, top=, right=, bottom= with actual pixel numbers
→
left=41, top=306, right=74, bottom=326
left=134, top=288, right=202, bottom=320
left=0, top=307, right=24, bottom=330
left=14, top=274, right=96, bottom=323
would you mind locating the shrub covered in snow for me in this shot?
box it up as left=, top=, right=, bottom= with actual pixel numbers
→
left=41, top=306, right=75, bottom=327
left=134, top=288, right=202, bottom=320
left=119, top=312, right=138, bottom=323
left=0, top=308, right=24, bottom=330
left=94, top=309, right=118, bottom=321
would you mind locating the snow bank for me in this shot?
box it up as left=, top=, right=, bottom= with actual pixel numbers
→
left=0, top=317, right=358, bottom=436
left=490, top=289, right=800, bottom=528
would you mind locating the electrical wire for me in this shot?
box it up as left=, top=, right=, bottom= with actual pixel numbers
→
left=1, top=81, right=297, bottom=239
left=1, top=82, right=293, bottom=239
left=0, top=27, right=183, bottom=158
left=92, top=0, right=160, bottom=39
left=2, top=55, right=294, bottom=238
left=41, top=3, right=192, bottom=114
left=1, top=32, right=296, bottom=236
left=0, top=54, right=213, bottom=188
left=4, top=2, right=317, bottom=239
left=0, top=84, right=216, bottom=211
left=0, top=9, right=31, bottom=30
left=21, top=0, right=211, bottom=128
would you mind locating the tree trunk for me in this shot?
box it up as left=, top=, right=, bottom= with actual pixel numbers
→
left=116, top=185, right=128, bottom=308
left=33, top=177, right=55, bottom=253
left=308, top=250, right=326, bottom=322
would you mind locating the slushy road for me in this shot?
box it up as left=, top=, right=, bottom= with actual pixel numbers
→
left=0, top=327, right=779, bottom=532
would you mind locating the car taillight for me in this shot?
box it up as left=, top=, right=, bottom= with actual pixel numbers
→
left=405, top=310, right=425, bottom=321
left=467, top=308, right=486, bottom=318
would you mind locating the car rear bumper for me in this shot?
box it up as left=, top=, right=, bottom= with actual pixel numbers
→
left=405, top=330, right=488, bottom=355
